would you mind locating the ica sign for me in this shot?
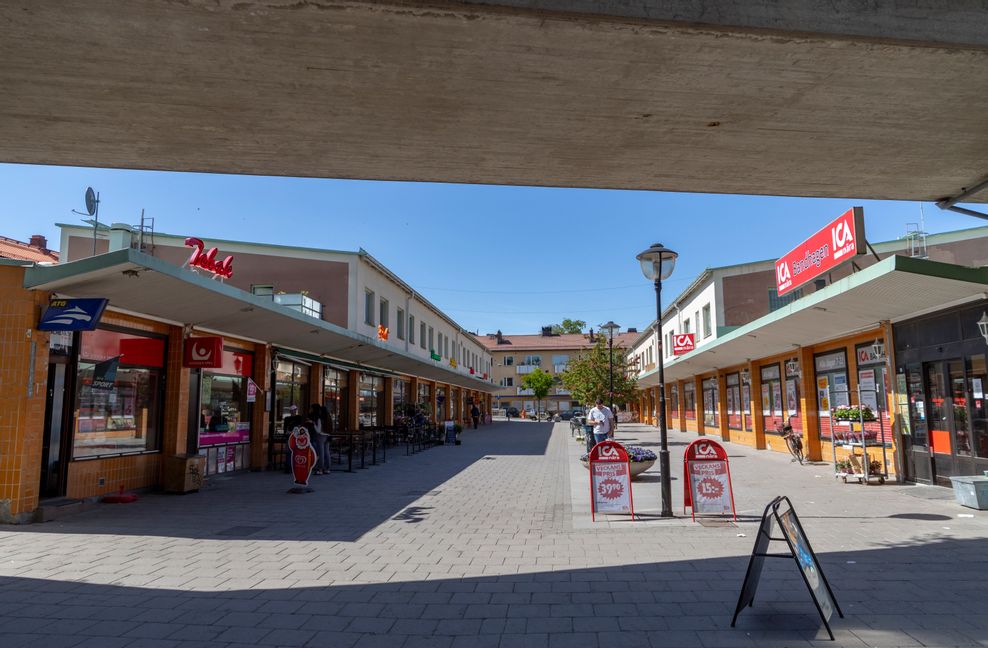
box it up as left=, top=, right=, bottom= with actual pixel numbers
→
left=775, top=207, right=865, bottom=297
left=672, top=333, right=695, bottom=355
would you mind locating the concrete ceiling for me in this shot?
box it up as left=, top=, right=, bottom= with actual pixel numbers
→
left=2, top=1, right=987, bottom=202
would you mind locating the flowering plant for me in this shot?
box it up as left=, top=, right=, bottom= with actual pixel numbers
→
left=581, top=446, right=657, bottom=463
left=833, top=405, right=876, bottom=422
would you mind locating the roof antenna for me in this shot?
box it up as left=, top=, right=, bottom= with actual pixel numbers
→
left=71, top=187, right=100, bottom=255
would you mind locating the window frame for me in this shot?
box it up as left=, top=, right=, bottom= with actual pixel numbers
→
left=364, top=290, right=375, bottom=326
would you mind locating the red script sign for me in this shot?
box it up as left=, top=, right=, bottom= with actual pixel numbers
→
left=672, top=333, right=695, bottom=355
left=183, top=336, right=223, bottom=368
left=683, top=438, right=737, bottom=521
left=185, top=237, right=234, bottom=279
left=588, top=440, right=635, bottom=521
left=775, top=207, right=865, bottom=297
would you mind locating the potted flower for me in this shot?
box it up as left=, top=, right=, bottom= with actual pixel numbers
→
left=580, top=446, right=657, bottom=479
left=868, top=458, right=884, bottom=475
left=835, top=458, right=853, bottom=474
left=832, top=406, right=876, bottom=422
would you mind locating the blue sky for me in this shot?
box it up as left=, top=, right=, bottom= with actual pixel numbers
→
left=1, top=163, right=981, bottom=334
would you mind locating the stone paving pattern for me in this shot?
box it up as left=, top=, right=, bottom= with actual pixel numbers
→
left=1, top=421, right=987, bottom=647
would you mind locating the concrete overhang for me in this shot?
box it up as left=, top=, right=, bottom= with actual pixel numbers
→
left=636, top=255, right=988, bottom=386
left=23, top=248, right=497, bottom=393
left=1, top=1, right=987, bottom=202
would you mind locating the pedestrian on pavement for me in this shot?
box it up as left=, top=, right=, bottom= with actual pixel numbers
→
left=309, top=403, right=331, bottom=475
left=470, top=404, right=481, bottom=430
left=587, top=398, right=614, bottom=447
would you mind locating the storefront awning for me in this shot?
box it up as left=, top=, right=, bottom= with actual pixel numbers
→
left=637, top=255, right=988, bottom=387
left=24, top=248, right=496, bottom=393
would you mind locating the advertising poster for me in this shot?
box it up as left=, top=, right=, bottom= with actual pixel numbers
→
left=771, top=382, right=783, bottom=416
left=859, top=369, right=878, bottom=411
left=761, top=384, right=770, bottom=415
left=832, top=374, right=850, bottom=407
left=817, top=376, right=830, bottom=412
left=786, top=379, right=798, bottom=416
left=688, top=461, right=733, bottom=515
left=246, top=378, right=258, bottom=403
left=779, top=508, right=836, bottom=622
left=591, top=461, right=632, bottom=514
left=741, top=384, right=751, bottom=415
left=91, top=356, right=120, bottom=392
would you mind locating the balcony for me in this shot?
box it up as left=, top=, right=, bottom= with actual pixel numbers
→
left=516, top=365, right=540, bottom=375
left=553, top=363, right=568, bottom=373
left=517, top=387, right=535, bottom=396
left=554, top=387, right=571, bottom=395
left=273, top=293, right=322, bottom=319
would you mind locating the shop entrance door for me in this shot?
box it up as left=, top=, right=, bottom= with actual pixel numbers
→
left=923, top=358, right=977, bottom=484
left=40, top=361, right=69, bottom=499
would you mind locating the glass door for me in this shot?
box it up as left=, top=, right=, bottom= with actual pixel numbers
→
left=40, top=362, right=69, bottom=499
left=922, top=358, right=976, bottom=483
left=904, top=364, right=932, bottom=482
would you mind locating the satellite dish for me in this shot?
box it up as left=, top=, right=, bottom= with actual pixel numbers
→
left=85, top=187, right=97, bottom=216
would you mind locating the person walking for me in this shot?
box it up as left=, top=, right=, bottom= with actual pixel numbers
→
left=587, top=398, right=614, bottom=447
left=470, top=404, right=481, bottom=430
left=309, top=403, right=331, bottom=475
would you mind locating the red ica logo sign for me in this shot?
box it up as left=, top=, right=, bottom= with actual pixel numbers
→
left=599, top=444, right=621, bottom=459
left=672, top=334, right=695, bottom=355
left=185, top=237, right=234, bottom=279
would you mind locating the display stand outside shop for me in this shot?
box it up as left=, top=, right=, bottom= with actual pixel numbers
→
left=829, top=383, right=890, bottom=484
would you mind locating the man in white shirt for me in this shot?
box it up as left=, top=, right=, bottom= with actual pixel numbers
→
left=587, top=398, right=615, bottom=447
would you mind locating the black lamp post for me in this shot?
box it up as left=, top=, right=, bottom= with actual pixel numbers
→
left=636, top=242, right=678, bottom=518
left=601, top=320, right=620, bottom=416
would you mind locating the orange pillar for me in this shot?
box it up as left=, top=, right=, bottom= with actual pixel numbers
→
left=717, top=372, right=730, bottom=442
left=694, top=375, right=705, bottom=435
left=749, top=361, right=766, bottom=450
left=799, top=347, right=822, bottom=461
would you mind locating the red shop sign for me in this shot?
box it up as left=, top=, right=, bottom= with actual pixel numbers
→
left=184, top=237, right=234, bottom=279
left=683, top=438, right=736, bottom=521
left=673, top=333, right=695, bottom=355
left=588, top=440, right=635, bottom=521
left=775, top=207, right=865, bottom=297
left=183, top=336, right=223, bottom=368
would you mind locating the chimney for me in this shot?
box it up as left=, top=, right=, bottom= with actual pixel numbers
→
left=495, top=330, right=503, bottom=345
left=627, top=327, right=637, bottom=333
left=541, top=326, right=553, bottom=337
left=29, top=234, right=48, bottom=251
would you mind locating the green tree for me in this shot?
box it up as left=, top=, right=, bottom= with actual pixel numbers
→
left=551, top=318, right=586, bottom=334
left=521, top=368, right=555, bottom=418
left=561, top=336, right=639, bottom=408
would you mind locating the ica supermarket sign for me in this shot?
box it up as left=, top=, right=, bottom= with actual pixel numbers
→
left=672, top=333, right=695, bottom=355
left=775, top=207, right=865, bottom=297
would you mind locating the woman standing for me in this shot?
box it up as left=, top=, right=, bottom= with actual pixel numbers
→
left=309, top=403, right=331, bottom=474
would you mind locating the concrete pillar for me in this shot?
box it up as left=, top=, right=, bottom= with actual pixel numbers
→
left=250, top=344, right=272, bottom=470
left=749, top=360, right=766, bottom=450
left=799, top=346, right=822, bottom=461
left=717, top=372, right=730, bottom=442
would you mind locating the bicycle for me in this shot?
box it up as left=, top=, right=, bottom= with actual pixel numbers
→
left=777, top=416, right=804, bottom=464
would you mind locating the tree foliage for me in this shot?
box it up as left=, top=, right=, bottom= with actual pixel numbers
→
left=522, top=368, right=555, bottom=416
left=561, top=336, right=639, bottom=407
left=551, top=318, right=586, bottom=334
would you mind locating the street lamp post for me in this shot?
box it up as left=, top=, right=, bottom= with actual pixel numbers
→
left=636, top=242, right=678, bottom=518
left=601, top=321, right=620, bottom=416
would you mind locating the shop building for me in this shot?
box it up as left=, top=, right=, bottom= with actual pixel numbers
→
left=481, top=328, right=638, bottom=415
left=630, top=229, right=988, bottom=485
left=1, top=227, right=495, bottom=522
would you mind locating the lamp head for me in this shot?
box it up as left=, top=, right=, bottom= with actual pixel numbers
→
left=637, top=243, right=678, bottom=281
left=600, top=320, right=620, bottom=338
left=978, top=311, right=988, bottom=344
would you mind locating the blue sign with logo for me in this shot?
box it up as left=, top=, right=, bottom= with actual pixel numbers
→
left=38, top=298, right=109, bottom=332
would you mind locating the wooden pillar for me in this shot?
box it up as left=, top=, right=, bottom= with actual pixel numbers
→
left=717, top=372, right=730, bottom=442
left=749, top=360, right=766, bottom=450
left=250, top=344, right=272, bottom=470
left=383, top=377, right=394, bottom=425
left=347, top=370, right=360, bottom=430
left=693, top=375, right=704, bottom=435
left=799, top=346, right=823, bottom=461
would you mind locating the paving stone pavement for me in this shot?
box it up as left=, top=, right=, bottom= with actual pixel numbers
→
left=1, top=421, right=987, bottom=648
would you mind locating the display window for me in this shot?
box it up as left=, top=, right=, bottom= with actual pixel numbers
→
left=436, top=386, right=448, bottom=420
left=702, top=377, right=718, bottom=428
left=683, top=382, right=696, bottom=420
left=73, top=327, right=165, bottom=459
left=784, top=359, right=802, bottom=434
left=668, top=383, right=679, bottom=422
left=393, top=378, right=411, bottom=423
left=359, top=373, right=385, bottom=427
left=855, top=341, right=892, bottom=444
left=275, top=359, right=309, bottom=437
left=418, top=382, right=432, bottom=411
left=323, top=367, right=349, bottom=432
left=815, top=350, right=849, bottom=440
left=726, top=373, right=741, bottom=430
left=761, top=364, right=784, bottom=435
left=741, top=374, right=752, bottom=431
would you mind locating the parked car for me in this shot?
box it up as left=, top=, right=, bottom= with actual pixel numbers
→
left=559, top=409, right=574, bottom=420
left=506, top=407, right=520, bottom=417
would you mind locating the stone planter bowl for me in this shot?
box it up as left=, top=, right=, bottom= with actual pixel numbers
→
left=580, top=458, right=656, bottom=480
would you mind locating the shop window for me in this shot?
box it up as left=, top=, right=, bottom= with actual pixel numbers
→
left=364, top=290, right=375, bottom=326
left=275, top=360, right=309, bottom=437
left=760, top=364, right=783, bottom=431
left=726, top=373, right=741, bottom=430
left=323, top=367, right=349, bottom=433
left=683, top=382, right=696, bottom=420
left=702, top=377, right=718, bottom=427
left=702, top=304, right=712, bottom=338
left=967, top=354, right=987, bottom=458
left=418, top=382, right=432, bottom=410
left=73, top=327, right=166, bottom=459
left=197, top=348, right=254, bottom=475
left=396, top=308, right=405, bottom=340
left=393, top=378, right=411, bottom=423
left=814, top=350, right=849, bottom=440
left=669, top=384, right=679, bottom=417
left=358, top=374, right=385, bottom=427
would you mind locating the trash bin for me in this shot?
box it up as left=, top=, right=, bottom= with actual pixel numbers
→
left=949, top=476, right=988, bottom=510
left=164, top=454, right=206, bottom=494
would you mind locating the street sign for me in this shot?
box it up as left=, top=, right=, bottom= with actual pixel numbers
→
left=775, top=207, right=865, bottom=297
left=732, top=496, right=843, bottom=640
left=588, top=440, right=635, bottom=521
left=183, top=336, right=223, bottom=368
left=38, top=298, right=108, bottom=331
left=683, top=438, right=736, bottom=520
left=672, top=333, right=695, bottom=355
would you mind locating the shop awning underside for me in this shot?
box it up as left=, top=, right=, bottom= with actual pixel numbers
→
left=24, top=248, right=495, bottom=392
left=638, top=256, right=988, bottom=387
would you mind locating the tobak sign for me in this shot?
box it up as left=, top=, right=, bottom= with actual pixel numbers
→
left=588, top=440, right=635, bottom=521
left=183, top=336, right=223, bottom=368
left=683, top=438, right=736, bottom=521
left=672, top=333, right=695, bottom=355
left=775, top=207, right=865, bottom=297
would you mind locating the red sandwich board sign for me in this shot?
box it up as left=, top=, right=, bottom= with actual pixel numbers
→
left=588, top=440, right=635, bottom=521
left=672, top=333, right=695, bottom=355
left=683, top=438, right=737, bottom=521
left=775, top=206, right=865, bottom=297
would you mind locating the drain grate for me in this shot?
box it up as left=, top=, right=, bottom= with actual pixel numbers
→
left=215, top=525, right=267, bottom=537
